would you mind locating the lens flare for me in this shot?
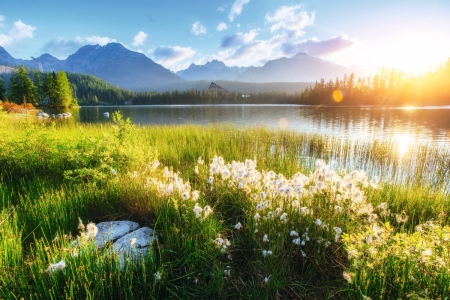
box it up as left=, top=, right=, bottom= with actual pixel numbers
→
left=396, top=134, right=411, bottom=157
left=279, top=118, right=288, bottom=129
left=332, top=90, right=344, bottom=102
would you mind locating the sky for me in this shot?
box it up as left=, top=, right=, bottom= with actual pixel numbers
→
left=1, top=0, right=450, bottom=75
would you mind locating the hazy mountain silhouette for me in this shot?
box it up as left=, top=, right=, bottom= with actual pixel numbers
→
left=0, top=44, right=184, bottom=91
left=237, top=53, right=361, bottom=82
left=176, top=60, right=247, bottom=81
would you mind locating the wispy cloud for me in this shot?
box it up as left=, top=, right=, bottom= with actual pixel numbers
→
left=41, top=35, right=116, bottom=59
left=148, top=45, right=196, bottom=71
left=132, top=31, right=147, bottom=47
left=190, top=21, right=207, bottom=36
left=217, top=22, right=228, bottom=32
left=281, top=35, right=355, bottom=57
left=229, top=0, right=250, bottom=22
left=217, top=4, right=227, bottom=12
left=0, top=19, right=36, bottom=47
left=220, top=29, right=259, bottom=48
left=265, top=5, right=315, bottom=37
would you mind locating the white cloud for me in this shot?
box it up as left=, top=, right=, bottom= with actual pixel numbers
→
left=0, top=19, right=36, bottom=47
left=148, top=45, right=196, bottom=71
left=229, top=0, right=250, bottom=22
left=281, top=35, right=355, bottom=57
left=220, top=29, right=259, bottom=48
left=132, top=31, right=147, bottom=47
left=41, top=35, right=116, bottom=59
left=217, top=22, right=228, bottom=31
left=217, top=4, right=227, bottom=12
left=265, top=5, right=315, bottom=37
left=190, top=21, right=207, bottom=36
left=75, top=35, right=115, bottom=45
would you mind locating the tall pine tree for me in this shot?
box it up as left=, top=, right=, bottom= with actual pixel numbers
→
left=7, top=65, right=38, bottom=105
left=0, top=77, right=5, bottom=101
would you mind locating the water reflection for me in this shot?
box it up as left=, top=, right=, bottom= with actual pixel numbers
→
left=45, top=105, right=450, bottom=145
left=395, top=133, right=412, bottom=157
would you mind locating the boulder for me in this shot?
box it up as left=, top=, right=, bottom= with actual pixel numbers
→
left=112, top=227, right=159, bottom=257
left=94, top=221, right=140, bottom=248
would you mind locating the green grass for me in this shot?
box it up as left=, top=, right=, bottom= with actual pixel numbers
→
left=0, top=112, right=449, bottom=299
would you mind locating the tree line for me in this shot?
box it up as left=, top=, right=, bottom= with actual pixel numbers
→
left=0, top=65, right=77, bottom=107
left=1, top=59, right=449, bottom=107
left=299, top=58, right=450, bottom=106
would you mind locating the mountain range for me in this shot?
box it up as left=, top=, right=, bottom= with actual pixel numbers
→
left=176, top=60, right=247, bottom=81
left=0, top=43, right=361, bottom=91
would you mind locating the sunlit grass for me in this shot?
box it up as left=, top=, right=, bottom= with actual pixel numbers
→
left=0, top=114, right=449, bottom=299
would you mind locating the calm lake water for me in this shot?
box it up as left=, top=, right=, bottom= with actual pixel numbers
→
left=46, top=105, right=450, bottom=146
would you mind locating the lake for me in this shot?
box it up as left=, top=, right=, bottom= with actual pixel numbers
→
left=45, top=105, right=450, bottom=146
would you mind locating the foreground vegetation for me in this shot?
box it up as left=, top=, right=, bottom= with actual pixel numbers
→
left=0, top=110, right=449, bottom=299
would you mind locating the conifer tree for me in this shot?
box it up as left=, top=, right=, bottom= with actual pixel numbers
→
left=0, top=77, right=5, bottom=101
left=7, top=65, right=38, bottom=105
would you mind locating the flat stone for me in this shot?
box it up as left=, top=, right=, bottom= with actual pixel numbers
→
left=111, top=227, right=159, bottom=269
left=112, top=227, right=158, bottom=256
left=94, top=221, right=140, bottom=248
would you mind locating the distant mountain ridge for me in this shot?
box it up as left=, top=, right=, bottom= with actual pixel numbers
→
left=176, top=60, right=247, bottom=81
left=237, top=53, right=362, bottom=82
left=0, top=43, right=184, bottom=91
left=0, top=44, right=361, bottom=91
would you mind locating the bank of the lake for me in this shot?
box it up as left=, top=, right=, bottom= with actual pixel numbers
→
left=1, top=112, right=449, bottom=299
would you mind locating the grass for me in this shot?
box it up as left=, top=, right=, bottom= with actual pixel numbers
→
left=0, top=110, right=449, bottom=299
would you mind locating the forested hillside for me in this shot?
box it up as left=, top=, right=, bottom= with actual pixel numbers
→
left=1, top=59, right=449, bottom=107
left=300, top=59, right=450, bottom=106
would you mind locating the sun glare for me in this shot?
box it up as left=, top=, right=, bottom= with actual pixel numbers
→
left=396, top=134, right=412, bottom=157
left=376, top=32, right=448, bottom=75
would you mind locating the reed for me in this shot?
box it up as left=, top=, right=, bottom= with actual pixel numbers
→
left=0, top=112, right=449, bottom=299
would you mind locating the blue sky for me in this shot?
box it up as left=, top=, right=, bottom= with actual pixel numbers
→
left=1, top=0, right=450, bottom=75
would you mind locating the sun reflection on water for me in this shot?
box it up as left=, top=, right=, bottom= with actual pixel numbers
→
left=396, top=133, right=412, bottom=157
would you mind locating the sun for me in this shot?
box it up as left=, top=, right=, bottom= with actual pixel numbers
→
left=375, top=31, right=449, bottom=75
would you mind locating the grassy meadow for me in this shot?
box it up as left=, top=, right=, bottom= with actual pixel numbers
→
left=0, top=110, right=449, bottom=299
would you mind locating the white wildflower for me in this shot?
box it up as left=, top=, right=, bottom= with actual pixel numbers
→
left=334, top=227, right=342, bottom=242
left=290, top=230, right=299, bottom=237
left=368, top=214, right=378, bottom=223
left=207, top=176, right=214, bottom=184
left=181, top=191, right=190, bottom=200
left=152, top=160, right=160, bottom=170
left=154, top=271, right=161, bottom=281
left=260, top=191, right=266, bottom=200
left=263, top=234, right=269, bottom=242
left=279, top=213, right=288, bottom=222
left=110, top=168, right=117, bottom=176
left=343, top=271, right=354, bottom=284
left=45, top=260, right=66, bottom=275
left=334, top=206, right=342, bottom=213
left=130, top=238, right=137, bottom=247
left=315, top=219, right=322, bottom=226
left=85, top=223, right=98, bottom=239
left=292, top=238, right=301, bottom=245
left=203, top=205, right=213, bottom=218
left=377, top=202, right=387, bottom=210
left=254, top=213, right=261, bottom=221
left=193, top=203, right=203, bottom=218
left=224, top=266, right=231, bottom=277
left=191, top=190, right=200, bottom=201
left=194, top=165, right=199, bottom=174
left=264, top=276, right=270, bottom=284
left=262, top=250, right=273, bottom=257
left=197, top=157, right=204, bottom=165
left=235, top=222, right=242, bottom=230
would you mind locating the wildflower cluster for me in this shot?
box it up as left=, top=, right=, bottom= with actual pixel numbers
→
left=205, top=156, right=381, bottom=268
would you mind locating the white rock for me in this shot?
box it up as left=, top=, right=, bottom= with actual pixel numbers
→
left=94, top=221, right=140, bottom=248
